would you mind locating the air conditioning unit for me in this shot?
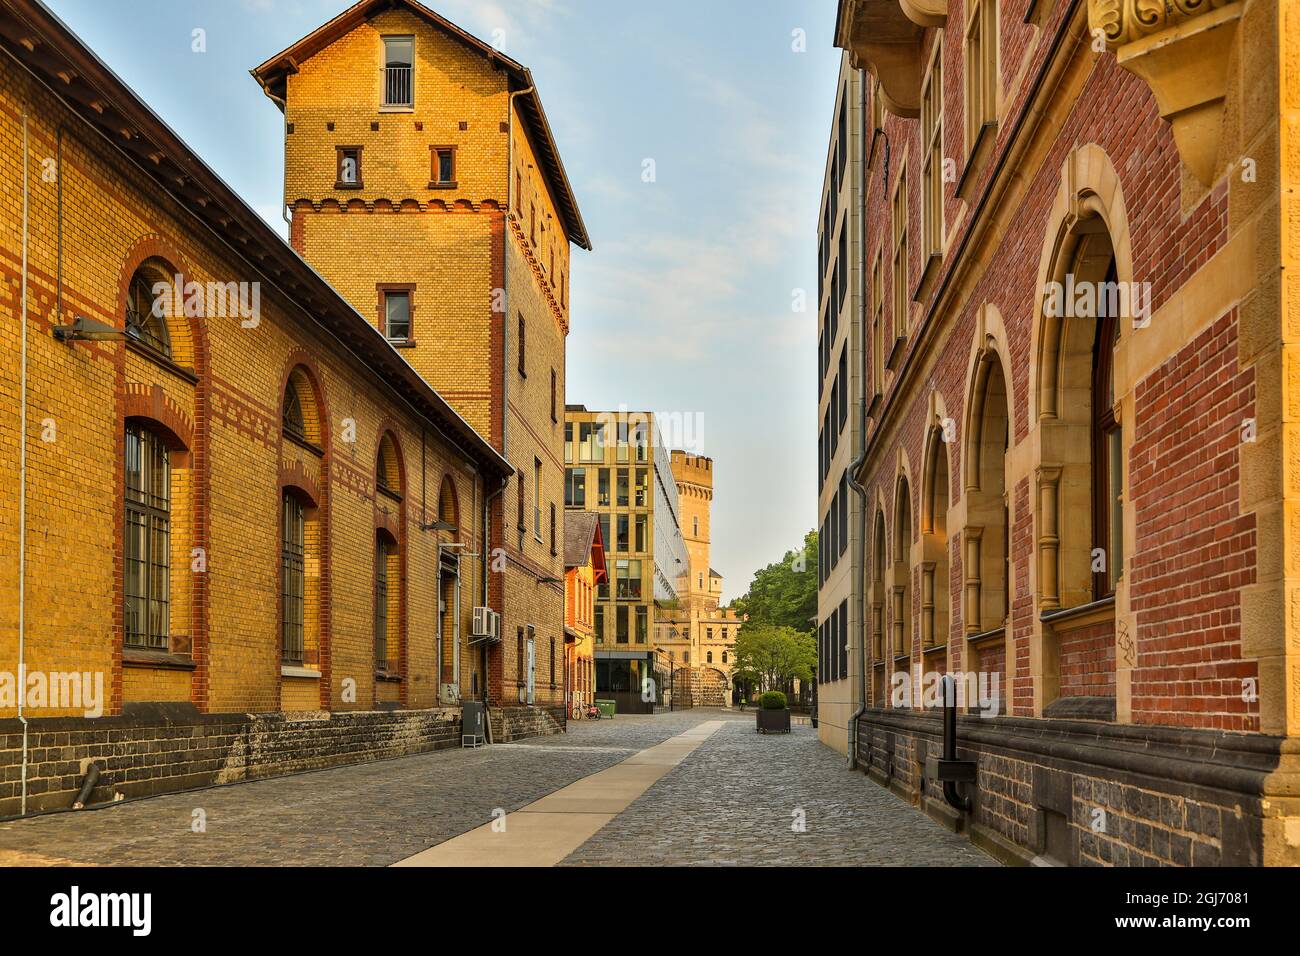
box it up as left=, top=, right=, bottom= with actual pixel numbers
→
left=472, top=607, right=502, bottom=643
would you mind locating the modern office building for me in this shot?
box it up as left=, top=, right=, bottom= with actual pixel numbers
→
left=564, top=407, right=686, bottom=712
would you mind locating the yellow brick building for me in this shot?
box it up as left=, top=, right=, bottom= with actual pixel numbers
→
left=0, top=0, right=578, bottom=815
left=252, top=0, right=591, bottom=719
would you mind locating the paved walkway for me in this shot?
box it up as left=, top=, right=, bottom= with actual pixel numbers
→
left=0, top=710, right=993, bottom=867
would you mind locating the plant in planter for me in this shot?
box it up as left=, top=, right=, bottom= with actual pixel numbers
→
left=756, top=690, right=791, bottom=734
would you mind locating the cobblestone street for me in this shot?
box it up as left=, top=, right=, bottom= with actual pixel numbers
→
left=0, top=710, right=992, bottom=867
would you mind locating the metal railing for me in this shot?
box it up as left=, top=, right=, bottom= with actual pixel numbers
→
left=384, top=66, right=412, bottom=107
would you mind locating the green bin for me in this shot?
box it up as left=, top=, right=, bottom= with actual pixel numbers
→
left=595, top=699, right=616, bottom=719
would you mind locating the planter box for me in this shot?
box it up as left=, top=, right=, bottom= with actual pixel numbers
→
left=756, top=708, right=791, bottom=734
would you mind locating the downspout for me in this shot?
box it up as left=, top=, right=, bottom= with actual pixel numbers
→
left=482, top=474, right=508, bottom=743
left=18, top=105, right=30, bottom=814
left=845, top=71, right=870, bottom=770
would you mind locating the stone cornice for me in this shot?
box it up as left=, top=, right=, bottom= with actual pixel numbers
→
left=1087, top=0, right=1243, bottom=185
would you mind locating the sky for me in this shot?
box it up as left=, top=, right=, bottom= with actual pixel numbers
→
left=45, top=0, right=842, bottom=603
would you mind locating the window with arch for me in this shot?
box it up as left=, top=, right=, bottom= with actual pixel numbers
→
left=374, top=530, right=398, bottom=669
left=965, top=348, right=1010, bottom=634
left=1093, top=262, right=1122, bottom=598
left=892, top=477, right=913, bottom=665
left=871, top=509, right=886, bottom=663
left=282, top=367, right=322, bottom=447
left=281, top=490, right=306, bottom=665
left=124, top=422, right=172, bottom=649
left=922, top=425, right=951, bottom=648
left=376, top=432, right=402, bottom=499
left=707, top=651, right=713, bottom=664
left=124, top=259, right=174, bottom=358
left=438, top=474, right=459, bottom=532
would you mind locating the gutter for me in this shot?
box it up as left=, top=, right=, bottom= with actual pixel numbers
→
left=17, top=103, right=29, bottom=814
left=846, top=69, right=870, bottom=770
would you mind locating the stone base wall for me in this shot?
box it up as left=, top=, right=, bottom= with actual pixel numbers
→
left=490, top=705, right=565, bottom=742
left=0, top=702, right=564, bottom=819
left=855, top=709, right=1300, bottom=866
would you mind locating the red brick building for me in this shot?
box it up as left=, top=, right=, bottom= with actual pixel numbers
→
left=832, top=0, right=1300, bottom=864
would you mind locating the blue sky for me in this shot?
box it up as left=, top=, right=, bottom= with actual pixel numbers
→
left=46, top=0, right=841, bottom=603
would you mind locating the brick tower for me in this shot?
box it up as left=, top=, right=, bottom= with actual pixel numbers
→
left=253, top=0, right=590, bottom=721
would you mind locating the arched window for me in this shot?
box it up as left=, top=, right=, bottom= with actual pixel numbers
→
left=438, top=475, right=459, bottom=532
left=871, top=508, right=887, bottom=703
left=374, top=530, right=398, bottom=669
left=722, top=651, right=728, bottom=664
left=964, top=348, right=1010, bottom=634
left=893, top=477, right=913, bottom=668
left=922, top=425, right=951, bottom=649
left=283, top=386, right=305, bottom=441
left=124, top=259, right=174, bottom=358
left=124, top=422, right=172, bottom=649
left=707, top=651, right=714, bottom=664
left=376, top=432, right=402, bottom=498
left=1093, top=262, right=1122, bottom=598
left=281, top=490, right=306, bottom=665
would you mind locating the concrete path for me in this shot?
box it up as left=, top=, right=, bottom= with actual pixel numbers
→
left=393, top=721, right=725, bottom=866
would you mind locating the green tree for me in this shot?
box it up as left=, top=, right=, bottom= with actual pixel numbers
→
left=733, top=529, right=818, bottom=633
left=731, top=624, right=816, bottom=695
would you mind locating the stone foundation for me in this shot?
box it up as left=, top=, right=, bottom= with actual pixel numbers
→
left=0, top=702, right=565, bottom=818
left=855, top=709, right=1300, bottom=866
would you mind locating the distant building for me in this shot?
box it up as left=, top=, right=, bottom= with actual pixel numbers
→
left=564, top=407, right=686, bottom=712
left=563, top=512, right=606, bottom=714
left=657, top=452, right=742, bottom=707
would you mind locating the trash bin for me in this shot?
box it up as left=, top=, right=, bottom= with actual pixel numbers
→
left=596, top=699, right=616, bottom=719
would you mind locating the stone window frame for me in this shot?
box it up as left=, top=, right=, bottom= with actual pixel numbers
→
left=376, top=283, right=416, bottom=347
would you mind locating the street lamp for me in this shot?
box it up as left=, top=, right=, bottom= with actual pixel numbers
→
left=52, top=316, right=127, bottom=343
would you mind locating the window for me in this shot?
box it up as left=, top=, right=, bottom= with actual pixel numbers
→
left=383, top=36, right=414, bottom=108
left=616, top=605, right=629, bottom=643
left=871, top=250, right=884, bottom=395
left=336, top=146, right=362, bottom=188
left=964, top=0, right=998, bottom=157
left=564, top=422, right=574, bottom=463
left=281, top=491, right=305, bottom=665
left=722, top=651, right=728, bottom=664
left=595, top=605, right=605, bottom=643
left=282, top=382, right=305, bottom=441
left=693, top=517, right=698, bottom=536
left=374, top=533, right=394, bottom=669
left=707, top=651, right=713, bottom=664
left=891, top=163, right=909, bottom=339
left=1093, top=264, right=1123, bottom=597
left=634, top=514, right=646, bottom=552
left=616, top=469, right=629, bottom=507
left=124, top=261, right=173, bottom=357
left=598, top=468, right=610, bottom=506
left=530, top=203, right=537, bottom=245
left=565, top=468, right=586, bottom=508
left=380, top=288, right=412, bottom=342
left=124, top=423, right=171, bottom=650
left=921, top=40, right=944, bottom=264
left=533, top=458, right=543, bottom=539
left=429, top=146, right=455, bottom=187
left=634, top=468, right=649, bottom=507
left=517, top=314, right=527, bottom=377
left=616, top=514, right=629, bottom=552
left=636, top=606, right=648, bottom=643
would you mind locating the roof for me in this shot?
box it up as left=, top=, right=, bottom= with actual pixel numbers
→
left=0, top=0, right=513, bottom=480
left=710, top=568, right=723, bottom=578
left=564, top=511, right=606, bottom=583
left=251, top=0, right=591, bottom=251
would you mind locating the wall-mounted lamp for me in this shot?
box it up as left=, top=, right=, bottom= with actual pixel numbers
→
left=52, top=316, right=127, bottom=343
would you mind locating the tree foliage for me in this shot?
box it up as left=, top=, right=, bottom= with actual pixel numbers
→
left=731, top=624, right=816, bottom=692
left=732, top=529, right=818, bottom=634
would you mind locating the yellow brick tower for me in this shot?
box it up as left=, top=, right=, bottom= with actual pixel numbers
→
left=253, top=0, right=590, bottom=716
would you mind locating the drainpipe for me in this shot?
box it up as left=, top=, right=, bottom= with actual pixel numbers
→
left=845, top=71, right=871, bottom=770
left=18, top=105, right=30, bottom=814
left=482, top=473, right=508, bottom=743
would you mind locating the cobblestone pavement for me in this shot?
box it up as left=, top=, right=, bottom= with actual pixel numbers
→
left=560, top=719, right=995, bottom=866
left=0, top=710, right=731, bottom=867
left=0, top=710, right=993, bottom=866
